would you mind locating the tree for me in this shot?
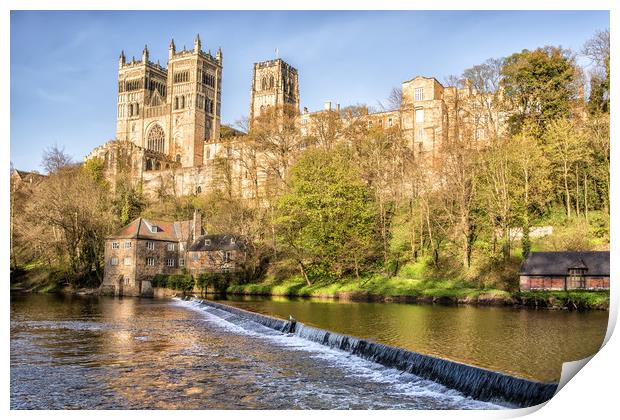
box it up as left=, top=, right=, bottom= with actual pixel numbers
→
left=501, top=47, right=578, bottom=134
left=544, top=118, right=589, bottom=219
left=276, top=148, right=378, bottom=284
left=582, top=29, right=610, bottom=115
left=41, top=144, right=73, bottom=174
left=23, top=164, right=115, bottom=283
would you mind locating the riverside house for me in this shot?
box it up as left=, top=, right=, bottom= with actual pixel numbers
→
left=519, top=251, right=610, bottom=291
left=101, top=211, right=245, bottom=297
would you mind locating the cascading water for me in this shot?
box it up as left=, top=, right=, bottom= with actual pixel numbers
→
left=186, top=297, right=558, bottom=408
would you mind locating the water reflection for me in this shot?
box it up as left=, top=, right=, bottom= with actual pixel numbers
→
left=211, top=295, right=608, bottom=381
left=11, top=293, right=501, bottom=410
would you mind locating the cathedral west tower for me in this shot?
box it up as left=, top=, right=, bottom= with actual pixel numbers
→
left=115, top=35, right=222, bottom=168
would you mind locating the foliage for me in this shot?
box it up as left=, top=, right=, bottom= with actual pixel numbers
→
left=276, top=147, right=379, bottom=284
left=501, top=46, right=577, bottom=134
left=151, top=273, right=194, bottom=291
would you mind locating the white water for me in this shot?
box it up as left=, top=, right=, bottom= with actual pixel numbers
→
left=173, top=298, right=504, bottom=409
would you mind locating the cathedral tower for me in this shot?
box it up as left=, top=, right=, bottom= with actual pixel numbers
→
left=249, top=58, right=299, bottom=124
left=167, top=35, right=222, bottom=167
left=115, top=35, right=222, bottom=169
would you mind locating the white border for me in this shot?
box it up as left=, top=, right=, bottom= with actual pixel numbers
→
left=3, top=1, right=617, bottom=419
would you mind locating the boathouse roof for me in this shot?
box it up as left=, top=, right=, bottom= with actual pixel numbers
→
left=519, top=252, right=610, bottom=276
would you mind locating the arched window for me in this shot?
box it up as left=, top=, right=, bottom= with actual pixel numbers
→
left=129, top=104, right=134, bottom=116
left=135, top=103, right=139, bottom=115
left=145, top=159, right=152, bottom=171
left=269, top=75, right=274, bottom=89
left=174, top=97, right=179, bottom=110
left=196, top=186, right=202, bottom=194
left=181, top=96, right=185, bottom=108
left=146, top=124, right=166, bottom=153
left=261, top=77, right=267, bottom=90
left=155, top=161, right=161, bottom=170
left=176, top=154, right=181, bottom=163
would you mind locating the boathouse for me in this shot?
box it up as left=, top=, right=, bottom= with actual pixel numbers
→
left=519, top=251, right=610, bottom=291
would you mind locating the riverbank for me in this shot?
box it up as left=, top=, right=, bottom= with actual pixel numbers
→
left=11, top=265, right=609, bottom=310
left=226, top=276, right=610, bottom=310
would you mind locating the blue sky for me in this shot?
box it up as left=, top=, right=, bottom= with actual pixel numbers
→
left=10, top=10, right=609, bottom=172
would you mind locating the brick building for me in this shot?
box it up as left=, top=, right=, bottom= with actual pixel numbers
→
left=519, top=251, right=610, bottom=291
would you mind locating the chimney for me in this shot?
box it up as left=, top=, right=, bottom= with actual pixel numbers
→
left=324, top=101, right=332, bottom=111
left=192, top=209, right=202, bottom=242
left=336, top=103, right=340, bottom=113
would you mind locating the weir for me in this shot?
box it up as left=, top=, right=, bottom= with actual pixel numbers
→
left=186, top=297, right=558, bottom=408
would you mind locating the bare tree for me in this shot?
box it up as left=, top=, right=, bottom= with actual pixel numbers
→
left=41, top=144, right=73, bottom=174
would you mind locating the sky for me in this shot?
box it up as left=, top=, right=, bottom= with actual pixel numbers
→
left=10, top=10, right=609, bottom=172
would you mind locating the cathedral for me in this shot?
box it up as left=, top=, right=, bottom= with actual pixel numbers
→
left=86, top=34, right=497, bottom=199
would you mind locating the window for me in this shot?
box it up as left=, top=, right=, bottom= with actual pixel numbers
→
left=415, top=109, right=424, bottom=123
left=124, top=276, right=130, bottom=286
left=192, top=254, right=199, bottom=261
left=388, top=118, right=393, bottom=127
left=224, top=251, right=232, bottom=263
left=166, top=258, right=175, bottom=267
left=146, top=257, right=155, bottom=266
left=205, top=239, right=211, bottom=246
left=111, top=257, right=119, bottom=266
left=147, top=125, right=165, bottom=153
left=414, top=87, right=424, bottom=101
left=179, top=258, right=185, bottom=267
left=146, top=241, right=155, bottom=250
left=167, top=243, right=175, bottom=251
left=417, top=128, right=425, bottom=140
left=124, top=257, right=132, bottom=266
left=231, top=237, right=236, bottom=245
left=124, top=241, right=132, bottom=249
left=112, top=242, right=120, bottom=249
left=150, top=225, right=158, bottom=233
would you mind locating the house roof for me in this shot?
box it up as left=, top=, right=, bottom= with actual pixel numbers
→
left=188, top=234, right=243, bottom=252
left=108, top=217, right=196, bottom=242
left=520, top=252, right=610, bottom=276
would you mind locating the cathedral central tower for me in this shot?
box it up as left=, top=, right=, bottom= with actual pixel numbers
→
left=249, top=58, right=299, bottom=124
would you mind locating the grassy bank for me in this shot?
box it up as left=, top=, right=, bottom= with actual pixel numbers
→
left=227, top=273, right=609, bottom=310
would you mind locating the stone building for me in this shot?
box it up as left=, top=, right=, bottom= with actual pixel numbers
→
left=187, top=234, right=246, bottom=277
left=101, top=213, right=201, bottom=296
left=101, top=210, right=247, bottom=296
left=519, top=251, right=610, bottom=291
left=85, top=35, right=504, bottom=201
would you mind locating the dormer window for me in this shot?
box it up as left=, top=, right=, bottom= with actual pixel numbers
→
left=231, top=237, right=235, bottom=245
left=205, top=239, right=211, bottom=246
left=150, top=225, right=158, bottom=233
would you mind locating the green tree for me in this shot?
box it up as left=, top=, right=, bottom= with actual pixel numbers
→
left=501, top=46, right=577, bottom=134
left=276, top=147, right=378, bottom=284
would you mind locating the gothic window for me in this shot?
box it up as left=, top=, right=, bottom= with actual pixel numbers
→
left=155, top=161, right=161, bottom=170
left=181, top=96, right=185, bottom=108
left=174, top=97, right=179, bottom=110
left=146, top=124, right=166, bottom=153
left=196, top=186, right=202, bottom=194
left=261, top=77, right=267, bottom=90
left=145, top=159, right=152, bottom=171
left=176, top=154, right=181, bottom=163
left=269, top=75, right=274, bottom=89
left=135, top=103, right=139, bottom=116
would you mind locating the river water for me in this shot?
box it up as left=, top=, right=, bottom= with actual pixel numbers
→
left=10, top=293, right=607, bottom=409
left=209, top=295, right=609, bottom=382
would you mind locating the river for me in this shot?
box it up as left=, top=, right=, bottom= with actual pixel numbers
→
left=10, top=293, right=607, bottom=409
